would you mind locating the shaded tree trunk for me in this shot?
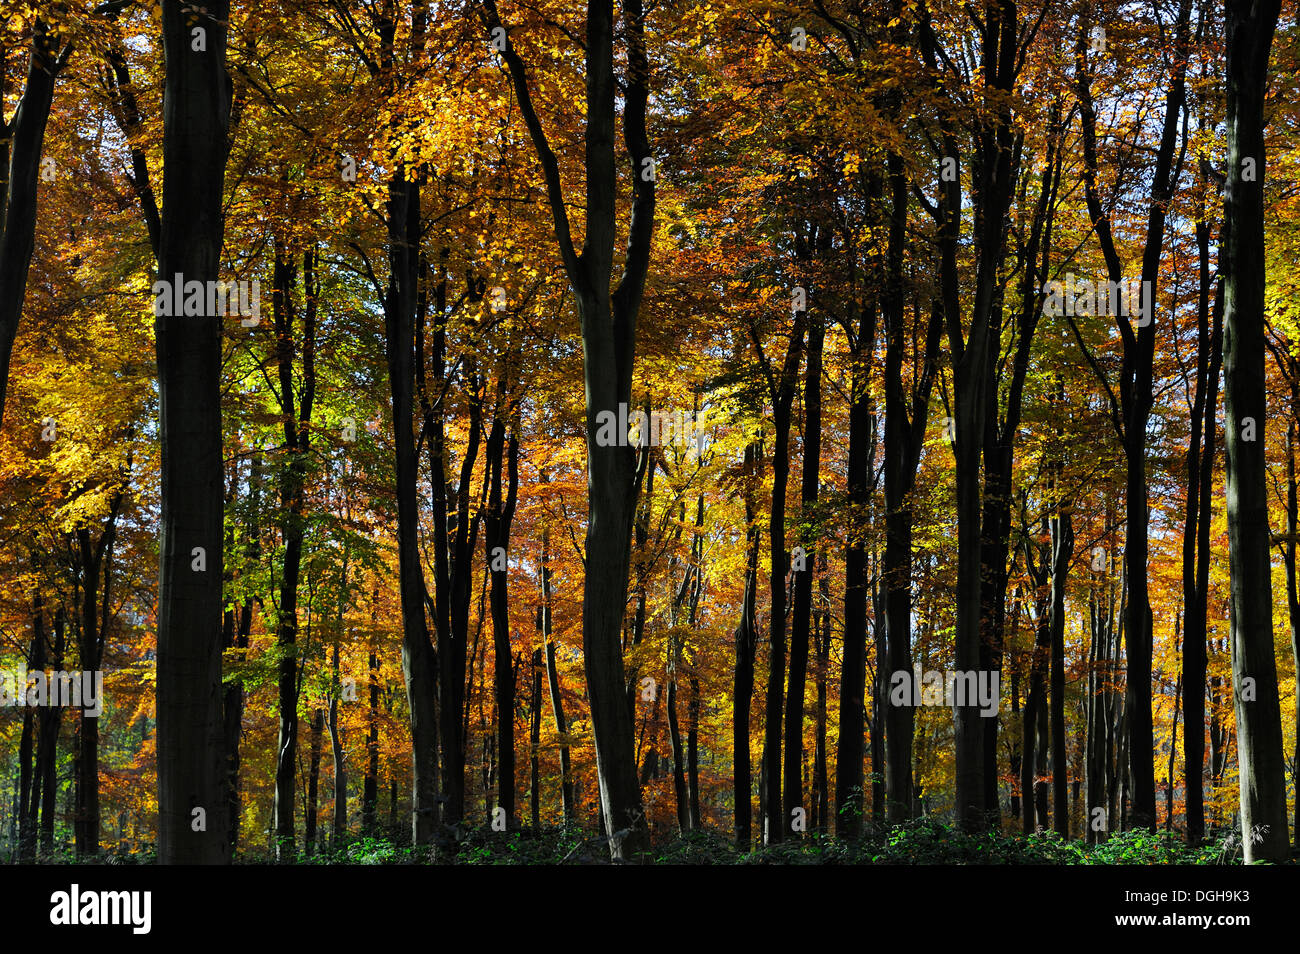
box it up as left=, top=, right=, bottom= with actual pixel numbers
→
left=1222, top=0, right=1289, bottom=863
left=155, top=0, right=234, bottom=864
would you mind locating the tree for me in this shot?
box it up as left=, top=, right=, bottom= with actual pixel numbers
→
left=154, top=0, right=234, bottom=864
left=1222, top=0, right=1288, bottom=865
left=482, top=0, right=657, bottom=860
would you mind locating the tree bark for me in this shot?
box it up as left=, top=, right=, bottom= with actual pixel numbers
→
left=1223, top=0, right=1288, bottom=863
left=155, top=0, right=233, bottom=864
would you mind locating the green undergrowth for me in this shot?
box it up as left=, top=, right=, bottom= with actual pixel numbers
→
left=21, top=817, right=1269, bottom=864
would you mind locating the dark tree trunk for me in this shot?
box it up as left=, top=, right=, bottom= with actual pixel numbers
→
left=485, top=389, right=520, bottom=827
left=385, top=163, right=442, bottom=845
left=836, top=287, right=877, bottom=838
left=37, top=610, right=66, bottom=852
left=784, top=309, right=823, bottom=828
left=529, top=647, right=542, bottom=830
left=733, top=443, right=760, bottom=847
left=0, top=18, right=65, bottom=422
left=329, top=636, right=346, bottom=848
left=18, top=590, right=45, bottom=861
left=1049, top=492, right=1073, bottom=839
left=155, top=0, right=233, bottom=864
left=760, top=311, right=804, bottom=844
left=272, top=246, right=318, bottom=861
left=538, top=518, right=575, bottom=825
left=304, top=708, right=324, bottom=856
left=1183, top=207, right=1222, bottom=847
left=362, top=640, right=380, bottom=834
left=485, top=0, right=655, bottom=861
left=812, top=564, right=831, bottom=834
left=1223, top=0, right=1289, bottom=863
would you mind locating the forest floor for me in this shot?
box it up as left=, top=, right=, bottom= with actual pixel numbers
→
left=19, top=818, right=1270, bottom=864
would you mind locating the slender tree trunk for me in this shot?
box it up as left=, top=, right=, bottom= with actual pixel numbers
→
left=762, top=323, right=801, bottom=844
left=329, top=639, right=346, bottom=849
left=529, top=646, right=542, bottom=830
left=385, top=163, right=441, bottom=845
left=37, top=610, right=65, bottom=852
left=1223, top=0, right=1288, bottom=862
left=1050, top=493, right=1073, bottom=839
left=538, top=520, right=575, bottom=825
left=485, top=398, right=520, bottom=828
left=836, top=291, right=876, bottom=838
left=734, top=443, right=760, bottom=847
left=0, top=19, right=64, bottom=421
left=305, top=708, right=324, bottom=855
left=1184, top=216, right=1222, bottom=847
left=18, top=591, right=45, bottom=861
left=784, top=310, right=823, bottom=828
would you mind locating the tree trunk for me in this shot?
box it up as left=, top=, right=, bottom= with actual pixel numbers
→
left=784, top=309, right=823, bottom=828
left=384, top=165, right=441, bottom=846
left=305, top=708, right=324, bottom=856
left=486, top=0, right=655, bottom=861
left=1049, top=494, right=1073, bottom=838
left=733, top=443, right=760, bottom=847
left=272, top=246, right=317, bottom=861
left=485, top=392, right=520, bottom=828
left=836, top=290, right=876, bottom=838
left=1183, top=210, right=1223, bottom=847
left=538, top=518, right=575, bottom=825
left=761, top=314, right=803, bottom=844
left=1223, top=0, right=1289, bottom=863
left=0, top=19, right=64, bottom=422
left=529, top=647, right=542, bottom=830
left=155, top=0, right=233, bottom=864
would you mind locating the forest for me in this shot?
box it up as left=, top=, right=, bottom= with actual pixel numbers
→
left=0, top=0, right=1296, bottom=867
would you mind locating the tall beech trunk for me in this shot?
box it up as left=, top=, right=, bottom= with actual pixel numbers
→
left=881, top=164, right=942, bottom=825
left=36, top=610, right=66, bottom=852
left=484, top=0, right=655, bottom=861
left=485, top=397, right=520, bottom=827
left=272, top=246, right=318, bottom=860
left=923, top=0, right=1022, bottom=832
left=784, top=309, right=823, bottom=827
left=529, top=646, right=543, bottom=830
left=1184, top=205, right=1223, bottom=846
left=733, top=443, right=761, bottom=847
left=363, top=639, right=380, bottom=833
left=1049, top=489, right=1073, bottom=838
left=384, top=165, right=441, bottom=845
left=836, top=284, right=877, bottom=838
left=1223, top=0, right=1288, bottom=863
left=223, top=450, right=259, bottom=853
left=538, top=518, right=575, bottom=825
left=18, top=590, right=45, bottom=861
left=1022, top=522, right=1051, bottom=834
left=155, top=0, right=233, bottom=864
left=1075, top=1, right=1191, bottom=829
left=329, top=634, right=346, bottom=847
left=304, top=708, right=324, bottom=855
left=74, top=505, right=121, bottom=858
left=1284, top=411, right=1300, bottom=847
left=978, top=105, right=1063, bottom=824
left=759, top=311, right=805, bottom=844
left=812, top=561, right=831, bottom=833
